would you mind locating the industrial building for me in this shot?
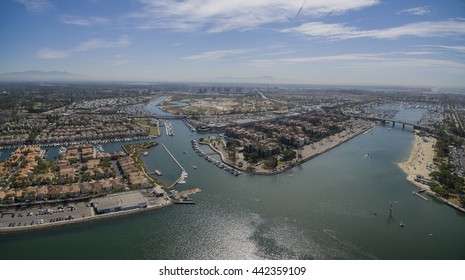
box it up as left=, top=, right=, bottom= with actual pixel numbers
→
left=92, top=192, right=147, bottom=214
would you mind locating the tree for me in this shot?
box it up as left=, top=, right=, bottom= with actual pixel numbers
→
left=264, top=156, right=278, bottom=170
left=282, top=149, right=296, bottom=162
left=429, top=182, right=450, bottom=198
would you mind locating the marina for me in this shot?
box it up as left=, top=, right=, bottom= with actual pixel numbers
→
left=2, top=98, right=465, bottom=260
left=191, top=139, right=242, bottom=176
left=164, top=121, right=174, bottom=136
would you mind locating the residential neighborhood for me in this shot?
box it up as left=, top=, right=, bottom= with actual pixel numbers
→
left=0, top=144, right=150, bottom=205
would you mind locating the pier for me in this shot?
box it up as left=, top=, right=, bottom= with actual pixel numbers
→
left=413, top=189, right=429, bottom=202
left=161, top=143, right=184, bottom=171
left=161, top=143, right=188, bottom=188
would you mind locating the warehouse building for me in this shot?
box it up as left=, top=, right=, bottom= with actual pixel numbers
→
left=92, top=192, right=147, bottom=214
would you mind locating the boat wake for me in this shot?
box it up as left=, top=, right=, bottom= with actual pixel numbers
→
left=322, top=229, right=377, bottom=259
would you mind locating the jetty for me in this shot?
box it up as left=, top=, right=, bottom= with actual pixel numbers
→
left=175, top=188, right=202, bottom=199
left=413, top=189, right=429, bottom=202
left=161, top=143, right=184, bottom=171
left=161, top=143, right=188, bottom=188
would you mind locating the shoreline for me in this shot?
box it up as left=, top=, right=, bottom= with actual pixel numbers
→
left=206, top=122, right=376, bottom=176
left=0, top=197, right=173, bottom=234
left=397, top=131, right=465, bottom=214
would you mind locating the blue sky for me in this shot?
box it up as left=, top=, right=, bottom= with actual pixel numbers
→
left=1, top=0, right=465, bottom=88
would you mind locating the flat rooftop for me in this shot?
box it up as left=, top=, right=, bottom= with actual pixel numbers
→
left=94, top=192, right=146, bottom=211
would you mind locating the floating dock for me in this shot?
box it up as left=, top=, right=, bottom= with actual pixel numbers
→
left=164, top=121, right=174, bottom=136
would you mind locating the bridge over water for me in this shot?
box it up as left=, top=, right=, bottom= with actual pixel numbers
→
left=155, top=115, right=186, bottom=119
left=352, top=115, right=434, bottom=132
left=371, top=117, right=433, bottom=131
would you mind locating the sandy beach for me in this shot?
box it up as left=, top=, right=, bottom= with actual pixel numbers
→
left=210, top=120, right=375, bottom=175
left=300, top=122, right=374, bottom=161
left=397, top=132, right=437, bottom=191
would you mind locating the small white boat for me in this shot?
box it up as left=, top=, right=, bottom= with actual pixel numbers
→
left=143, top=151, right=149, bottom=156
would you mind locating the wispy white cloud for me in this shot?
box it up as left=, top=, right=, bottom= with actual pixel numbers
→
left=183, top=49, right=249, bottom=61
left=396, top=6, right=431, bottom=16
left=252, top=52, right=465, bottom=69
left=16, top=0, right=52, bottom=14
left=37, top=48, right=68, bottom=59
left=428, top=45, right=465, bottom=53
left=133, top=0, right=379, bottom=32
left=37, top=36, right=131, bottom=59
left=60, top=15, right=111, bottom=26
left=72, top=36, right=130, bottom=52
left=282, top=20, right=465, bottom=40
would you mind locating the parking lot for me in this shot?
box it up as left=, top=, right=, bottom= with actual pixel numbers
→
left=0, top=202, right=92, bottom=229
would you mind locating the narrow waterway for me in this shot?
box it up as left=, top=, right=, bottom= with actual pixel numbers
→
left=1, top=99, right=464, bottom=260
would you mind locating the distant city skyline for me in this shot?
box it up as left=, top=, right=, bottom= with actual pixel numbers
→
left=1, top=0, right=465, bottom=88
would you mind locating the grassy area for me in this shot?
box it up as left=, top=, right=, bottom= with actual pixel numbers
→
left=133, top=118, right=160, bottom=137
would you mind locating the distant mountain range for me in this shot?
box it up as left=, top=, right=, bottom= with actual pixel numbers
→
left=0, top=70, right=83, bottom=81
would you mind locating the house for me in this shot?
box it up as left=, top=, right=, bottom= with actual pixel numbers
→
left=69, top=184, right=81, bottom=197
left=25, top=187, right=37, bottom=201
left=79, top=183, right=92, bottom=195
left=48, top=186, right=60, bottom=200
left=100, top=180, right=113, bottom=191
left=60, top=186, right=70, bottom=199
left=15, top=189, right=24, bottom=202
left=109, top=179, right=124, bottom=190
left=59, top=166, right=75, bottom=179
left=86, top=159, right=100, bottom=169
left=90, top=182, right=102, bottom=193
left=37, top=186, right=48, bottom=200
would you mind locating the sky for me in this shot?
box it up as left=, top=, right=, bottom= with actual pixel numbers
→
left=1, top=0, right=465, bottom=88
